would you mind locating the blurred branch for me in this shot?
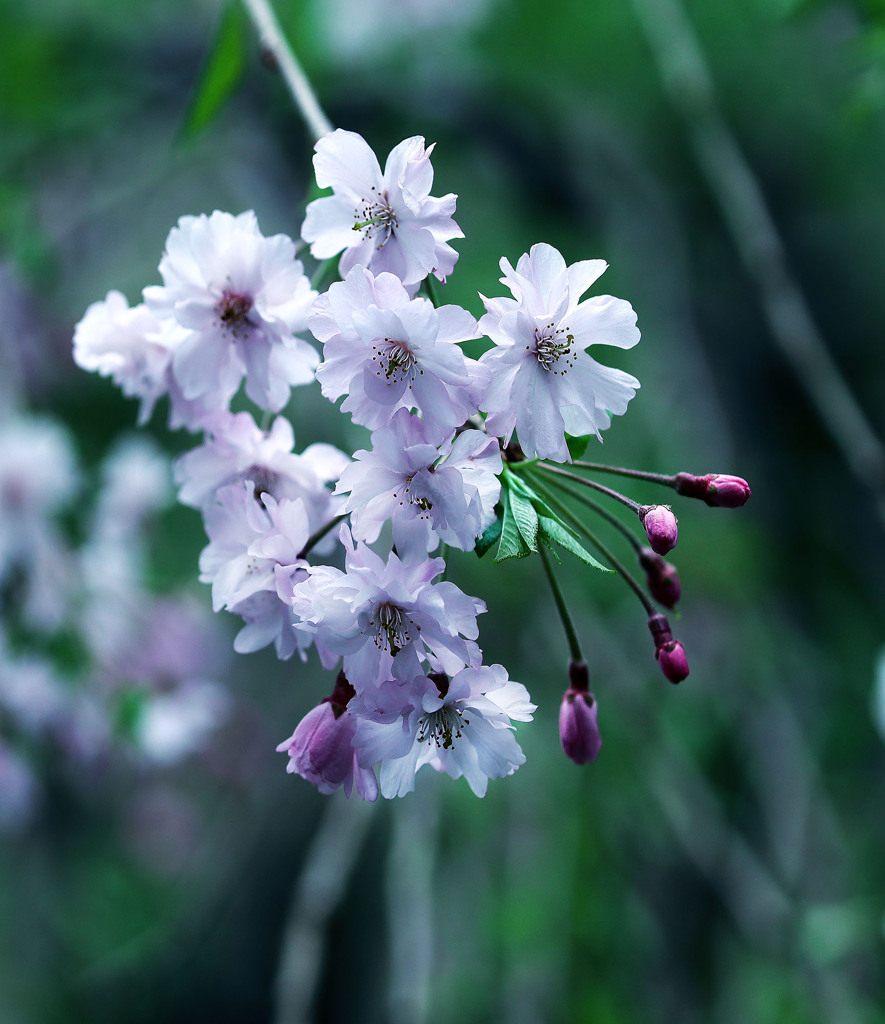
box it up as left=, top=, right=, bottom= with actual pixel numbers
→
left=240, top=0, right=333, bottom=142
left=273, top=796, right=375, bottom=1024
left=385, top=788, right=438, bottom=1024
left=630, top=0, right=885, bottom=530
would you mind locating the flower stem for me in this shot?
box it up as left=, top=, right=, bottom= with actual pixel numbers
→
left=310, top=257, right=336, bottom=291
left=536, top=462, right=642, bottom=514
left=571, top=460, right=676, bottom=487
left=240, top=0, right=333, bottom=142
left=298, top=514, right=347, bottom=559
left=422, top=275, right=441, bottom=307
left=530, top=473, right=655, bottom=616
left=538, top=544, right=583, bottom=663
left=545, top=478, right=643, bottom=552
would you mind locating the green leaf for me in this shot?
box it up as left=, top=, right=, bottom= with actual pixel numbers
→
left=508, top=488, right=539, bottom=551
left=475, top=515, right=502, bottom=557
left=493, top=493, right=533, bottom=562
left=504, top=467, right=558, bottom=518
left=538, top=516, right=612, bottom=572
left=181, top=3, right=247, bottom=140
left=566, top=434, right=593, bottom=461
left=509, top=466, right=581, bottom=529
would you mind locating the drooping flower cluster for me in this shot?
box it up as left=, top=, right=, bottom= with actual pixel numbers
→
left=73, top=128, right=750, bottom=800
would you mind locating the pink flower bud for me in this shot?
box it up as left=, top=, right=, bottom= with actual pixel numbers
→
left=705, top=474, right=751, bottom=508
left=638, top=547, right=681, bottom=609
left=276, top=702, right=355, bottom=789
left=640, top=505, right=678, bottom=555
left=656, top=640, right=690, bottom=684
left=559, top=689, right=602, bottom=765
left=275, top=672, right=378, bottom=799
left=646, top=612, right=689, bottom=684
left=674, top=472, right=751, bottom=508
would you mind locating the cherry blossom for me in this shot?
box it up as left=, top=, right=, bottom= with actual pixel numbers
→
left=302, top=129, right=462, bottom=287
left=309, top=266, right=486, bottom=435
left=73, top=290, right=175, bottom=426
left=144, top=210, right=319, bottom=413
left=290, top=528, right=485, bottom=690
left=174, top=411, right=348, bottom=555
left=199, top=482, right=313, bottom=660
left=351, top=664, right=535, bottom=798
left=479, top=242, right=640, bottom=462
left=276, top=674, right=378, bottom=800
left=335, top=408, right=501, bottom=553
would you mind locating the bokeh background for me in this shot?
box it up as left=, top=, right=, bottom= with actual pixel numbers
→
left=2, top=0, right=885, bottom=1021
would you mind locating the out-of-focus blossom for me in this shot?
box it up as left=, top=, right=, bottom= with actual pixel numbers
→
left=73, top=290, right=175, bottom=425
left=0, top=415, right=79, bottom=631
left=78, top=437, right=173, bottom=668
left=0, top=648, right=67, bottom=736
left=638, top=548, right=681, bottom=609
left=136, top=680, right=231, bottom=766
left=0, top=739, right=38, bottom=832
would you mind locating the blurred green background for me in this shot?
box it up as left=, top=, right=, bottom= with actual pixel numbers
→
left=2, top=0, right=885, bottom=1020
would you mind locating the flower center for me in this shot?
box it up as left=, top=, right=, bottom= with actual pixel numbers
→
left=370, top=601, right=414, bottom=656
left=531, top=322, right=576, bottom=374
left=217, top=290, right=253, bottom=336
left=246, top=466, right=279, bottom=502
left=372, top=337, right=420, bottom=385
left=416, top=704, right=468, bottom=750
left=392, top=474, right=434, bottom=519
left=353, top=186, right=398, bottom=250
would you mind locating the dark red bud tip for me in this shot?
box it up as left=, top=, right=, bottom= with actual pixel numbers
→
left=638, top=548, right=681, bottom=609
left=559, top=689, right=602, bottom=765
left=567, top=659, right=591, bottom=693
left=647, top=612, right=674, bottom=648
left=640, top=505, right=678, bottom=555
left=674, top=472, right=751, bottom=508
left=327, top=670, right=356, bottom=715
left=655, top=640, right=690, bottom=684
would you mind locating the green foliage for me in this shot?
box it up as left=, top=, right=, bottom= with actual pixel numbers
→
left=474, top=514, right=502, bottom=558
left=565, top=432, right=592, bottom=461
left=180, top=2, right=247, bottom=140
left=491, top=467, right=611, bottom=572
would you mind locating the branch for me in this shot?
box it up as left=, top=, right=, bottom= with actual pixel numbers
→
left=240, top=0, right=333, bottom=142
left=272, top=797, right=375, bottom=1024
